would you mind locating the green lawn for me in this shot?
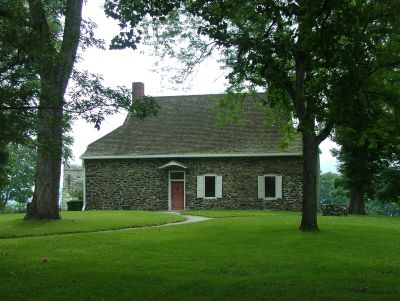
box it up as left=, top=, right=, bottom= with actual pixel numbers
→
left=0, top=211, right=185, bottom=238
left=0, top=210, right=399, bottom=301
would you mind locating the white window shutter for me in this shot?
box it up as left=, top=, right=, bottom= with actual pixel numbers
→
left=216, top=176, right=222, bottom=198
left=258, top=176, right=265, bottom=199
left=275, top=175, right=283, bottom=198
left=197, top=176, right=204, bottom=198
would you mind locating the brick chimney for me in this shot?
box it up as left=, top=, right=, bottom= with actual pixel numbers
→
left=132, top=82, right=144, bottom=101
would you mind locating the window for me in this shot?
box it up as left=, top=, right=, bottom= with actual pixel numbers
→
left=265, top=176, right=276, bottom=198
left=197, top=175, right=222, bottom=198
left=258, top=175, right=282, bottom=199
left=205, top=176, right=216, bottom=197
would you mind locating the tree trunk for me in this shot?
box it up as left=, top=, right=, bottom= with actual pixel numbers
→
left=24, top=0, right=83, bottom=220
left=26, top=84, right=63, bottom=220
left=348, top=184, right=366, bottom=215
left=299, top=134, right=319, bottom=231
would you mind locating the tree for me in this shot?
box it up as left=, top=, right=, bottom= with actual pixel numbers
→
left=0, top=145, right=10, bottom=202
left=319, top=172, right=348, bottom=206
left=0, top=144, right=36, bottom=213
left=104, top=0, right=400, bottom=230
left=0, top=2, right=39, bottom=167
left=0, top=0, right=85, bottom=219
left=332, top=65, right=400, bottom=214
left=319, top=170, right=400, bottom=216
left=0, top=1, right=158, bottom=220
left=21, top=0, right=84, bottom=220
left=375, top=166, right=400, bottom=204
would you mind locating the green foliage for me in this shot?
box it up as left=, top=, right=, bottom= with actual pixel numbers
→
left=0, top=1, right=139, bottom=139
left=332, top=66, right=400, bottom=204
left=0, top=144, right=10, bottom=190
left=375, top=167, right=400, bottom=203
left=68, top=181, right=83, bottom=201
left=319, top=172, right=349, bottom=206
left=365, top=199, right=400, bottom=217
left=66, top=200, right=83, bottom=211
left=66, top=70, right=148, bottom=130
left=1, top=1, right=162, bottom=219
left=104, top=0, right=181, bottom=50
left=105, top=0, right=400, bottom=143
left=328, top=1, right=400, bottom=212
left=2, top=202, right=27, bottom=214
left=0, top=7, right=39, bottom=146
left=215, top=92, right=298, bottom=150
left=0, top=143, right=36, bottom=212
left=319, top=170, right=400, bottom=216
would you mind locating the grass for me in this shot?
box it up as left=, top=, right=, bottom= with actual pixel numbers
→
left=0, top=211, right=185, bottom=238
left=0, top=210, right=399, bottom=301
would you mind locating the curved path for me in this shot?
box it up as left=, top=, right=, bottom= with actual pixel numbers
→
left=93, top=212, right=211, bottom=235
left=160, top=213, right=211, bottom=226
left=1, top=213, right=211, bottom=239
left=112, top=213, right=211, bottom=232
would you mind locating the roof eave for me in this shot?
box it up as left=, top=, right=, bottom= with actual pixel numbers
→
left=80, top=152, right=303, bottom=160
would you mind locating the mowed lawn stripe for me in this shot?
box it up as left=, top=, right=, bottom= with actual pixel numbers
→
left=0, top=211, right=399, bottom=301
left=0, top=211, right=186, bottom=238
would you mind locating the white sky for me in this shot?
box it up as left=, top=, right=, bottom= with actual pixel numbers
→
left=71, top=1, right=338, bottom=173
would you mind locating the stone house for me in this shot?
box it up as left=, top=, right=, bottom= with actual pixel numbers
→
left=81, top=83, right=303, bottom=211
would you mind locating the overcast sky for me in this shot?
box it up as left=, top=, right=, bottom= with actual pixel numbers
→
left=70, top=1, right=338, bottom=173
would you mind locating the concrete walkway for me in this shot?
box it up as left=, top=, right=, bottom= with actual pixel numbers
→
left=160, top=212, right=211, bottom=226
left=103, top=212, right=211, bottom=233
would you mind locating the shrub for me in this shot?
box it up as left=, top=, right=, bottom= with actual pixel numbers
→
left=69, top=182, right=83, bottom=201
left=67, top=200, right=83, bottom=211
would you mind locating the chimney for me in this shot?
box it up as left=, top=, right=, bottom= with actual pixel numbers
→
left=132, top=82, right=144, bottom=101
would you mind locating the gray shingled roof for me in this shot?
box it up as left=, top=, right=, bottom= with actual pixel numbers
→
left=81, top=94, right=302, bottom=158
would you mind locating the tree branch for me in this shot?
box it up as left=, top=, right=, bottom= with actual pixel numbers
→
left=316, top=119, right=333, bottom=144
left=57, top=0, right=83, bottom=96
left=27, top=0, right=56, bottom=75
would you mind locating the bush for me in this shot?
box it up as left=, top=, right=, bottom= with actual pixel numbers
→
left=321, top=204, right=348, bottom=216
left=69, top=182, right=83, bottom=201
left=67, top=200, right=83, bottom=211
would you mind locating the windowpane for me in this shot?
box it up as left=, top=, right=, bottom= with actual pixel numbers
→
left=170, top=172, right=184, bottom=180
left=205, top=176, right=216, bottom=197
left=265, top=176, right=276, bottom=198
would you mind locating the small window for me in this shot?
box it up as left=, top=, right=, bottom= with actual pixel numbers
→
left=265, top=176, right=276, bottom=198
left=204, top=176, right=216, bottom=198
left=170, top=172, right=184, bottom=180
left=258, top=175, right=282, bottom=199
left=197, top=175, right=223, bottom=198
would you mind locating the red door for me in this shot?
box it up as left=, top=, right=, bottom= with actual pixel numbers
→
left=171, top=181, right=184, bottom=210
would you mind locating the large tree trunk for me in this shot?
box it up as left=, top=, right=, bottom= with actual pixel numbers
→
left=346, top=146, right=367, bottom=215
left=25, top=0, right=83, bottom=220
left=299, top=134, right=319, bottom=231
left=26, top=85, right=63, bottom=220
left=348, top=184, right=366, bottom=215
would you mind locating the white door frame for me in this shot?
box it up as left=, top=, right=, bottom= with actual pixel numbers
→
left=168, top=170, right=186, bottom=210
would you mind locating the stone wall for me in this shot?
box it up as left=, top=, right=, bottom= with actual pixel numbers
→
left=84, top=156, right=303, bottom=211
left=85, top=159, right=169, bottom=210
